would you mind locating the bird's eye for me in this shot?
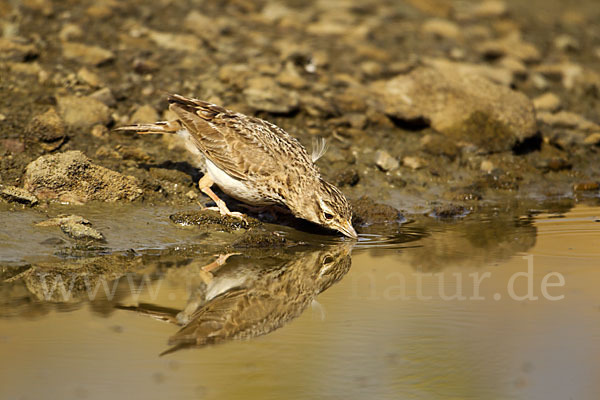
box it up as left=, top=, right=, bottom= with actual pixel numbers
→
left=323, top=212, right=334, bottom=220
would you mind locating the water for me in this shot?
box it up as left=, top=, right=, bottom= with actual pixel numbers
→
left=1, top=202, right=599, bottom=399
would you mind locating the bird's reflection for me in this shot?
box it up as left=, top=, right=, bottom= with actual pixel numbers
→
left=119, top=242, right=353, bottom=354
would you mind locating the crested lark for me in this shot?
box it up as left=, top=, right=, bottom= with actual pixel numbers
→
left=117, top=94, right=357, bottom=238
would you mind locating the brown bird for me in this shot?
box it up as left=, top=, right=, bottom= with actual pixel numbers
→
left=117, top=94, right=357, bottom=238
left=164, top=242, right=353, bottom=353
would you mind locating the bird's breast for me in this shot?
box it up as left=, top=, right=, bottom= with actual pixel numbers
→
left=205, top=159, right=275, bottom=205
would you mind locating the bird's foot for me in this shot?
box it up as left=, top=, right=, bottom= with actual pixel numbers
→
left=205, top=206, right=247, bottom=221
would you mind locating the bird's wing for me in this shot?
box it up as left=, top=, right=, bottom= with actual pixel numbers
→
left=167, top=94, right=311, bottom=181
left=167, top=286, right=287, bottom=346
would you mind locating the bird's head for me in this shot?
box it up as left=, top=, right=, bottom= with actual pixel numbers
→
left=293, top=179, right=357, bottom=239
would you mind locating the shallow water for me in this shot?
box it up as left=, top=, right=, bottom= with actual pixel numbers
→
left=1, top=202, right=599, bottom=399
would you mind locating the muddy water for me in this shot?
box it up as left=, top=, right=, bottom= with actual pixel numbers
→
left=1, top=204, right=599, bottom=399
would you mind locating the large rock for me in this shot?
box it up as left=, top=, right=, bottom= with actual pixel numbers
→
left=24, top=151, right=142, bottom=203
left=372, top=62, right=537, bottom=152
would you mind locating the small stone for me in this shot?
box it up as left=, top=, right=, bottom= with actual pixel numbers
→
left=25, top=107, right=66, bottom=142
left=130, top=104, right=159, bottom=124
left=402, top=156, right=425, bottom=170
left=472, top=0, right=507, bottom=18
left=531, top=73, right=549, bottom=90
left=421, top=18, right=462, bottom=40
left=534, top=63, right=583, bottom=90
left=57, top=95, right=111, bottom=130
left=62, top=42, right=114, bottom=66
left=58, top=23, right=83, bottom=42
left=480, top=160, right=495, bottom=173
left=77, top=67, right=102, bottom=87
left=24, top=151, right=142, bottom=203
left=573, top=182, right=599, bottom=192
left=90, top=124, right=109, bottom=138
left=554, top=34, right=579, bottom=52
left=476, top=32, right=541, bottom=63
left=583, top=133, right=600, bottom=145
left=37, top=215, right=104, bottom=241
left=533, top=93, right=561, bottom=112
left=186, top=190, right=198, bottom=200
left=148, top=30, right=202, bottom=52
left=0, top=37, right=38, bottom=61
left=431, top=204, right=469, bottom=219
left=537, top=111, right=599, bottom=132
left=89, top=87, right=117, bottom=107
left=375, top=150, right=399, bottom=171
left=0, top=185, right=38, bottom=206
left=243, top=77, right=299, bottom=114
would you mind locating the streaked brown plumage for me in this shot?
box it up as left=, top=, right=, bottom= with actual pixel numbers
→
left=165, top=242, right=353, bottom=352
left=117, top=94, right=357, bottom=238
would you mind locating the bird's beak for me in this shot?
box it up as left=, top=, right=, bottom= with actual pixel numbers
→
left=339, top=221, right=358, bottom=240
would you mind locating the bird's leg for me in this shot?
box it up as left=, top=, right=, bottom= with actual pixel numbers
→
left=177, top=253, right=239, bottom=325
left=198, top=175, right=246, bottom=220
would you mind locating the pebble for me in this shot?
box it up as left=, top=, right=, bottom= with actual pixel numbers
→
left=25, top=107, right=66, bottom=142
left=148, top=30, right=201, bottom=52
left=77, top=67, right=102, bottom=87
left=554, top=34, right=579, bottom=52
left=243, top=77, right=299, bottom=114
left=89, top=87, right=117, bottom=107
left=57, top=95, right=112, bottom=130
left=472, top=0, right=508, bottom=18
left=0, top=37, right=38, bottom=61
left=537, top=111, right=599, bottom=132
left=583, top=133, right=600, bottom=146
left=476, top=32, right=541, bottom=63
left=130, top=104, right=159, bottom=124
left=533, top=93, right=561, bottom=112
left=58, top=23, right=83, bottom=42
left=37, top=215, right=105, bottom=241
left=421, top=18, right=462, bottom=40
left=375, top=150, right=399, bottom=171
left=62, top=42, right=114, bottom=66
left=480, top=160, right=495, bottom=173
left=403, top=156, right=425, bottom=170
left=534, top=63, right=583, bottom=90
left=0, top=185, right=38, bottom=206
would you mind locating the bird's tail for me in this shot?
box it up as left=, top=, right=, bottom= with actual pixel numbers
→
left=114, top=120, right=181, bottom=135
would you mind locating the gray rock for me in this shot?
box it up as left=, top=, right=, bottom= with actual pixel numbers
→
left=62, top=42, right=114, bottom=66
left=23, top=151, right=142, bottom=203
left=372, top=62, right=537, bottom=152
left=37, top=215, right=104, bottom=241
left=375, top=150, right=399, bottom=171
left=0, top=185, right=38, bottom=206
left=243, top=77, right=299, bottom=113
left=56, top=95, right=112, bottom=130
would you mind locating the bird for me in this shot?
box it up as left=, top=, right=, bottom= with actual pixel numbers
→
left=116, top=94, right=357, bottom=239
left=118, top=242, right=353, bottom=354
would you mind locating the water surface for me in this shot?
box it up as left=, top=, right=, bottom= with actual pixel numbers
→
left=1, top=203, right=599, bottom=399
